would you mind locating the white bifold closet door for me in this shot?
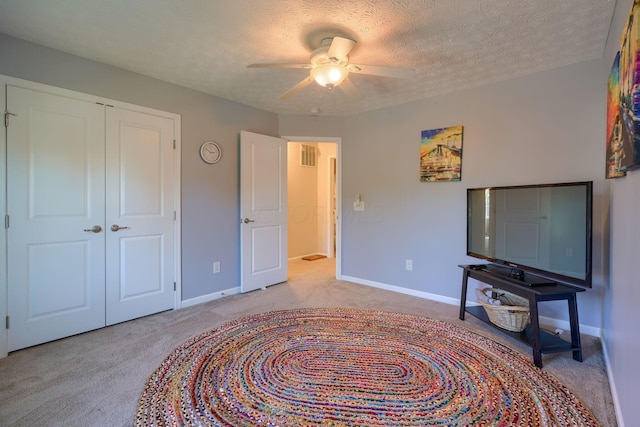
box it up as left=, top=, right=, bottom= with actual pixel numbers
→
left=104, top=107, right=176, bottom=326
left=6, top=85, right=176, bottom=352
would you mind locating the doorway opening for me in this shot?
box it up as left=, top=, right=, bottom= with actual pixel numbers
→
left=285, top=137, right=341, bottom=278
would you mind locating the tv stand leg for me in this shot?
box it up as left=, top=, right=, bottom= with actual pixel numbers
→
left=568, top=294, right=583, bottom=362
left=529, top=297, right=543, bottom=368
left=459, top=270, right=469, bottom=320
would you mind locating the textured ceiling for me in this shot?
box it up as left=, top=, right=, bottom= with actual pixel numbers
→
left=0, top=0, right=617, bottom=116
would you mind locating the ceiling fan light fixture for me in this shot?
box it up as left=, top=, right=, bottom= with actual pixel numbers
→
left=249, top=35, right=413, bottom=100
left=311, top=63, right=348, bottom=89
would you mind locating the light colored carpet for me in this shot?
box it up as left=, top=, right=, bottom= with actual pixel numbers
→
left=0, top=259, right=617, bottom=426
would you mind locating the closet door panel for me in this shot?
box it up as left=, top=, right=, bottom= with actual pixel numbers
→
left=6, top=85, right=106, bottom=351
left=105, top=107, right=175, bottom=325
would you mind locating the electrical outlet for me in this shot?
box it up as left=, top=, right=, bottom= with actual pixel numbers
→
left=405, top=259, right=413, bottom=271
left=213, top=261, right=220, bottom=274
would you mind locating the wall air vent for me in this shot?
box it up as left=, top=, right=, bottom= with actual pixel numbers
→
left=300, top=144, right=317, bottom=167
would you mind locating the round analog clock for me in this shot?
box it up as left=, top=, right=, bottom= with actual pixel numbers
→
left=200, top=141, right=222, bottom=164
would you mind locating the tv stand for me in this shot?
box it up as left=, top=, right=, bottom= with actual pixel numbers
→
left=458, top=265, right=584, bottom=368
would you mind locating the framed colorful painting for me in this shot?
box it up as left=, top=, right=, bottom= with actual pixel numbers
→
left=420, top=125, right=463, bottom=182
left=611, top=0, right=640, bottom=173
left=606, top=51, right=626, bottom=178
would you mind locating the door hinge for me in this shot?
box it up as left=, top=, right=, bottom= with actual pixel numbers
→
left=173, top=139, right=176, bottom=149
left=5, top=316, right=9, bottom=330
left=173, top=211, right=176, bottom=221
left=173, top=282, right=176, bottom=291
left=4, top=215, right=9, bottom=229
left=4, top=111, right=16, bottom=127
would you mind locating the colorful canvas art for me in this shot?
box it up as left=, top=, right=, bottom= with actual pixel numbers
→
left=420, top=125, right=463, bottom=182
left=607, top=52, right=626, bottom=178
left=610, top=0, right=640, bottom=174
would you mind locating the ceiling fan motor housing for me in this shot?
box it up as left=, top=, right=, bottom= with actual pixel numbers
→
left=310, top=38, right=349, bottom=88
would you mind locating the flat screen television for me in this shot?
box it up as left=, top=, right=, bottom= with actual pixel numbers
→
left=466, top=181, right=593, bottom=289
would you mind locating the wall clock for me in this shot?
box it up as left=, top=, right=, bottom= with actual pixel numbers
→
left=200, top=141, right=222, bottom=164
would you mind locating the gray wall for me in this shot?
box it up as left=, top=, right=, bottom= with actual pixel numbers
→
left=0, top=34, right=279, bottom=301
left=281, top=60, right=606, bottom=328
left=602, top=1, right=640, bottom=425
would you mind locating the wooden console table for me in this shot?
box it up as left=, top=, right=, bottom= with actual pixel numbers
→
left=458, top=265, right=584, bottom=368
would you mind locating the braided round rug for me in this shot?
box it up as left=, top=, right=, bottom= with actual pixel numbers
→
left=135, top=308, right=600, bottom=426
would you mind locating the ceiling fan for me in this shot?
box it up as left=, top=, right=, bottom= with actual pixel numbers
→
left=247, top=36, right=414, bottom=101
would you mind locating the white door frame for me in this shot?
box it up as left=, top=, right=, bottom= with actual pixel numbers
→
left=283, top=136, right=342, bottom=278
left=0, top=81, right=8, bottom=358
left=0, top=74, right=182, bottom=358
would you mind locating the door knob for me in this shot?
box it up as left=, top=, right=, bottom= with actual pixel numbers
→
left=243, top=218, right=255, bottom=223
left=111, top=224, right=130, bottom=232
left=83, top=225, right=102, bottom=233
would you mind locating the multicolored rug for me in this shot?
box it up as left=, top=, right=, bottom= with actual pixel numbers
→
left=135, top=308, right=600, bottom=426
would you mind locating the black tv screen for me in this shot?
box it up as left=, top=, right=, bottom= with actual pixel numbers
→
left=467, top=181, right=593, bottom=288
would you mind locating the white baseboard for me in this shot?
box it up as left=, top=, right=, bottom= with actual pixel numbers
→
left=181, top=286, right=240, bottom=308
left=600, top=332, right=625, bottom=427
left=340, top=275, right=462, bottom=307
left=340, top=275, right=601, bottom=337
left=537, top=315, right=600, bottom=337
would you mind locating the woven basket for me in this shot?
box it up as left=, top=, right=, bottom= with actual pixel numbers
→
left=475, top=288, right=530, bottom=332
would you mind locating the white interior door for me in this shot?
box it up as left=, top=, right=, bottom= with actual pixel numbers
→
left=6, top=85, right=106, bottom=351
left=240, top=131, right=288, bottom=293
left=105, top=108, right=176, bottom=325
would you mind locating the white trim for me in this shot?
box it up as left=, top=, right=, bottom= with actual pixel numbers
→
left=1, top=75, right=182, bottom=119
left=181, top=286, right=240, bottom=308
left=0, top=80, right=8, bottom=358
left=601, top=333, right=625, bottom=427
left=341, top=275, right=462, bottom=306
left=537, top=315, right=600, bottom=338
left=172, top=111, right=182, bottom=310
left=341, top=274, right=602, bottom=337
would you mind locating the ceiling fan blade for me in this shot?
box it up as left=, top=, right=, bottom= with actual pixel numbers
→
left=349, top=64, right=414, bottom=79
left=339, top=76, right=363, bottom=101
left=279, top=76, right=314, bottom=100
left=327, top=37, right=357, bottom=62
left=248, top=63, right=311, bottom=69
